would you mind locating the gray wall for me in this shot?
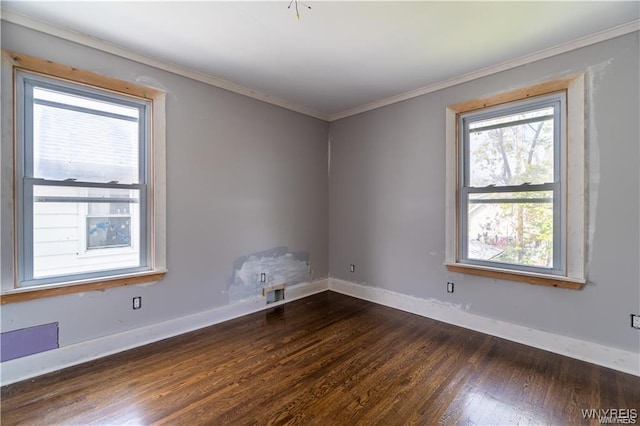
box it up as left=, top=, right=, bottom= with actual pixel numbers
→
left=1, top=22, right=329, bottom=346
left=329, top=32, right=640, bottom=352
left=2, top=21, right=638, bottom=359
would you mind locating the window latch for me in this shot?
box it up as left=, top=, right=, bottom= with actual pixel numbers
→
left=108, top=181, right=119, bottom=184
left=64, top=178, right=77, bottom=182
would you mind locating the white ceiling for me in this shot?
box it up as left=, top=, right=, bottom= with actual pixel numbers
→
left=2, top=1, right=639, bottom=120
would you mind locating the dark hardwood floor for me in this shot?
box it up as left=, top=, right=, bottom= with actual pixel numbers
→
left=2, top=291, right=638, bottom=425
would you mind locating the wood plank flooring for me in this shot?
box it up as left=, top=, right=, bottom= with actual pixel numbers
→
left=2, top=291, right=639, bottom=425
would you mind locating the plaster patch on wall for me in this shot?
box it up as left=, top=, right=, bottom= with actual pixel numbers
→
left=135, top=75, right=168, bottom=92
left=422, top=297, right=466, bottom=311
left=228, top=246, right=311, bottom=302
left=332, top=277, right=470, bottom=312
left=133, top=76, right=177, bottom=102
left=77, top=289, right=110, bottom=299
left=584, top=59, right=613, bottom=274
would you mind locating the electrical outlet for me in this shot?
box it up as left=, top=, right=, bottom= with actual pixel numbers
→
left=632, top=314, right=640, bottom=329
left=447, top=282, right=454, bottom=293
left=350, top=264, right=355, bottom=273
left=133, top=297, right=142, bottom=310
left=260, top=272, right=266, bottom=283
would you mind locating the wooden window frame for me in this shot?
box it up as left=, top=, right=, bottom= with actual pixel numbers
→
left=444, top=76, right=586, bottom=290
left=1, top=50, right=167, bottom=304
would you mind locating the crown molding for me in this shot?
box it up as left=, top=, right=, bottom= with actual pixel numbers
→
left=329, top=19, right=640, bottom=121
left=0, top=9, right=330, bottom=122
left=2, top=8, right=637, bottom=123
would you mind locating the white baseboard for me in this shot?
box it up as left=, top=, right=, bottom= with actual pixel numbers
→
left=3, top=277, right=636, bottom=386
left=0, top=279, right=329, bottom=386
left=329, top=278, right=640, bottom=377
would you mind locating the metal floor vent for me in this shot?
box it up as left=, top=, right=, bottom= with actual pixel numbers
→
left=263, top=283, right=286, bottom=304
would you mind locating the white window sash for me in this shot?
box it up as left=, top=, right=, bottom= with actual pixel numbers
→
left=16, top=70, right=152, bottom=287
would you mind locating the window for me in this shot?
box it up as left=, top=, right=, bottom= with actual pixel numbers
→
left=445, top=77, right=585, bottom=289
left=460, top=94, right=564, bottom=274
left=2, top=50, right=166, bottom=301
left=17, top=72, right=149, bottom=286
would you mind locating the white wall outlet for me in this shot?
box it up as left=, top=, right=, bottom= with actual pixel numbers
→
left=350, top=264, right=355, bottom=273
left=632, top=314, right=640, bottom=329
left=447, top=282, right=454, bottom=293
left=133, top=297, right=142, bottom=310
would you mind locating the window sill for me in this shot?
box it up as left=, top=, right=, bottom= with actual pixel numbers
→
left=0, top=270, right=167, bottom=304
left=445, top=263, right=584, bottom=290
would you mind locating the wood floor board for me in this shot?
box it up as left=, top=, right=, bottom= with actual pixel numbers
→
left=1, top=291, right=638, bottom=425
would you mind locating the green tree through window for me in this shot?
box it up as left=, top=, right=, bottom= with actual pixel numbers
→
left=461, top=95, right=563, bottom=273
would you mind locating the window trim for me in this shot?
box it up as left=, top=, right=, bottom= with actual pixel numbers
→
left=444, top=75, right=585, bottom=289
left=1, top=49, right=167, bottom=303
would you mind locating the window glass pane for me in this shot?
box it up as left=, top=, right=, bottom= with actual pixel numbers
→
left=33, top=87, right=140, bottom=183
left=468, top=106, right=554, bottom=187
left=467, top=191, right=553, bottom=268
left=88, top=201, right=130, bottom=215
left=34, top=88, right=139, bottom=118
left=32, top=185, right=141, bottom=279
